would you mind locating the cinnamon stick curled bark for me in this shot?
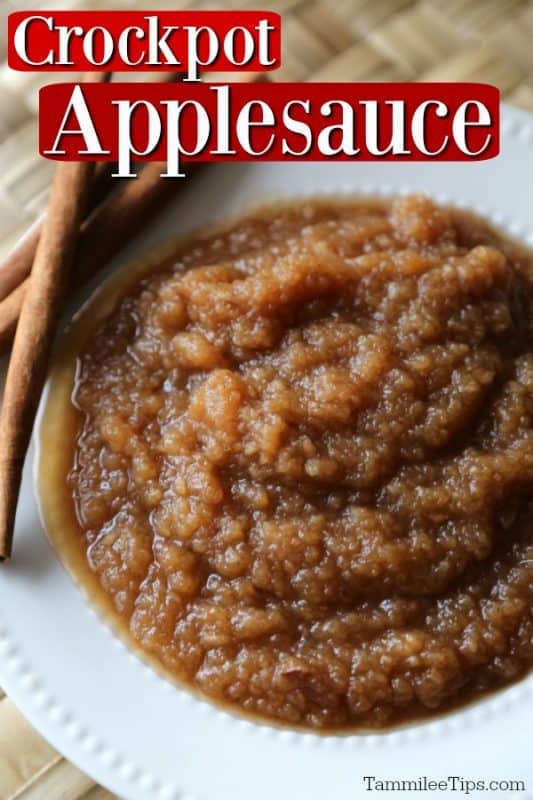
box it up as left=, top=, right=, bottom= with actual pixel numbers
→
left=0, top=158, right=95, bottom=560
left=0, top=70, right=114, bottom=561
left=0, top=74, right=117, bottom=560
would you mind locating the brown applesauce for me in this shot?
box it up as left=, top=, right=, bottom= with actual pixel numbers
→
left=45, top=195, right=533, bottom=730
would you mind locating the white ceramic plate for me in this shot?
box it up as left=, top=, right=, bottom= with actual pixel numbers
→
left=1, top=104, right=533, bottom=800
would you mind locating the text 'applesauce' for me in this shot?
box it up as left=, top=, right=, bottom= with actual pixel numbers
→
left=53, top=195, right=532, bottom=729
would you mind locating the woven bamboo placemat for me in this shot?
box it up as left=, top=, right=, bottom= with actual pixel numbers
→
left=1, top=0, right=533, bottom=797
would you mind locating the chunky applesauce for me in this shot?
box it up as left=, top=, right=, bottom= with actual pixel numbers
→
left=48, top=195, right=533, bottom=729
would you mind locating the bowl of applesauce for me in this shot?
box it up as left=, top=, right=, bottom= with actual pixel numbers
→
left=1, top=105, right=532, bottom=800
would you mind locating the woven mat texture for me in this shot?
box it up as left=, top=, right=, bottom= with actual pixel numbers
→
left=1, top=0, right=533, bottom=798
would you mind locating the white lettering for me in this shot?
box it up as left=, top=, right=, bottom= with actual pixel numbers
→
left=318, top=100, right=360, bottom=156
left=412, top=100, right=449, bottom=156
left=453, top=101, right=493, bottom=156
left=145, top=16, right=180, bottom=66
left=82, top=26, right=114, bottom=67
left=112, top=100, right=162, bottom=177
left=14, top=16, right=53, bottom=66
left=282, top=100, right=313, bottom=156
left=362, top=100, right=410, bottom=156
left=117, top=26, right=146, bottom=67
left=224, top=26, right=255, bottom=66
left=162, top=100, right=211, bottom=177
left=43, top=85, right=109, bottom=156
left=183, top=26, right=219, bottom=81
left=255, top=19, right=276, bottom=67
left=236, top=101, right=275, bottom=156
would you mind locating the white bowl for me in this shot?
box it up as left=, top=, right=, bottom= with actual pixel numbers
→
left=0, top=103, right=532, bottom=800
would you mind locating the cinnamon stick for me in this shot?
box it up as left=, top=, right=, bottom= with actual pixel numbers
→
left=0, top=72, right=113, bottom=561
left=0, top=158, right=95, bottom=560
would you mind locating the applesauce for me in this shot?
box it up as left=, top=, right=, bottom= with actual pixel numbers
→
left=42, top=195, right=533, bottom=729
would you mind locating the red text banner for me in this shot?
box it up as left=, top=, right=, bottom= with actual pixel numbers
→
left=39, top=81, right=500, bottom=176
left=9, top=10, right=281, bottom=74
